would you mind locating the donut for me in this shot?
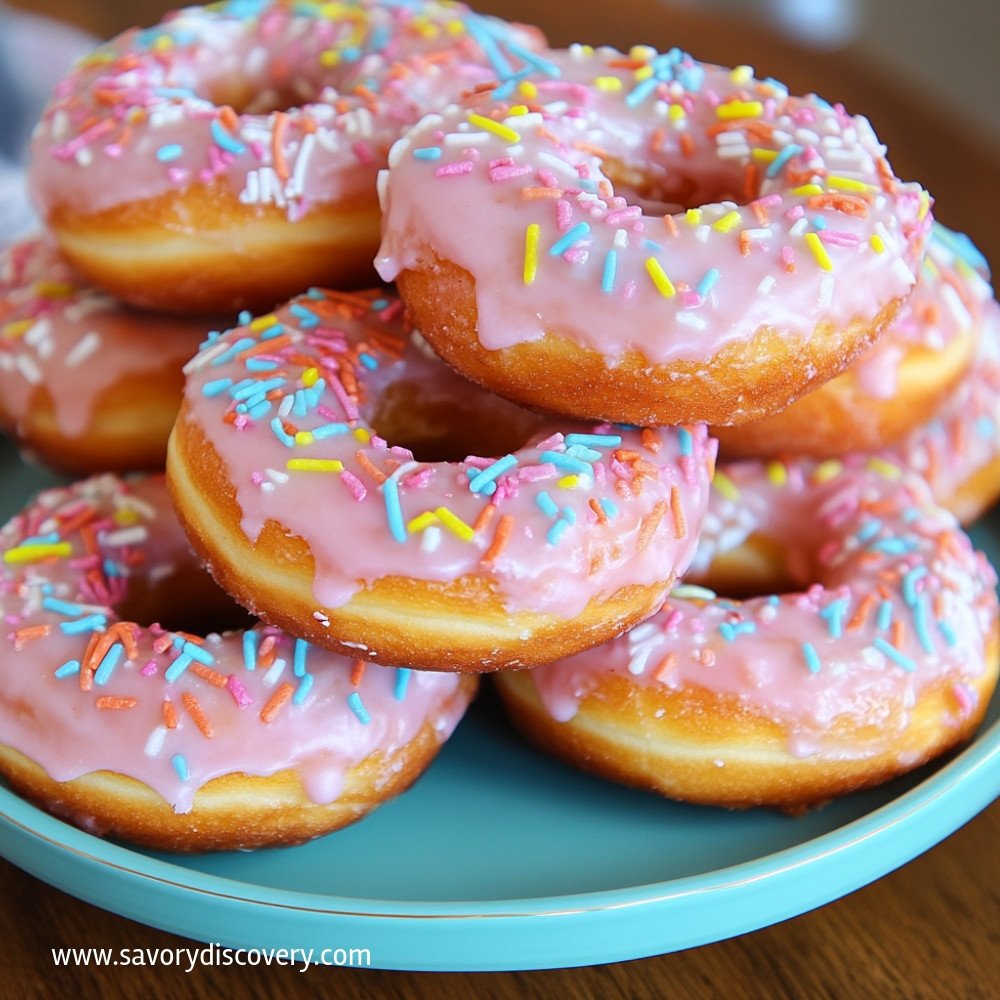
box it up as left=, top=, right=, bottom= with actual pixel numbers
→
left=375, top=44, right=932, bottom=426
left=27, top=0, right=547, bottom=314
left=494, top=458, right=999, bottom=810
left=166, top=288, right=717, bottom=672
left=0, top=473, right=476, bottom=851
left=713, top=224, right=987, bottom=458
left=0, top=236, right=213, bottom=475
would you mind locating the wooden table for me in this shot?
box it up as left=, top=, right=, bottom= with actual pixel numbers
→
left=4, top=2, right=999, bottom=997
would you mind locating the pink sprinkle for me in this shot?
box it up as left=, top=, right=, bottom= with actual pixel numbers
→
left=818, top=230, right=861, bottom=247
left=327, top=373, right=359, bottom=421
left=556, top=199, right=573, bottom=231
left=605, top=206, right=642, bottom=226
left=436, top=160, right=474, bottom=177
left=402, top=468, right=433, bottom=489
left=489, top=163, right=532, bottom=182
left=226, top=674, right=254, bottom=708
left=680, top=290, right=703, bottom=309
left=781, top=245, right=795, bottom=268
left=141, top=661, right=158, bottom=677
left=465, top=456, right=493, bottom=469
left=517, top=464, right=556, bottom=482
left=680, top=454, right=698, bottom=487
left=664, top=608, right=684, bottom=632
left=565, top=247, right=588, bottom=264
left=103, top=144, right=123, bottom=158
left=340, top=470, right=367, bottom=501
left=353, top=140, right=375, bottom=165
left=251, top=471, right=265, bottom=487
left=537, top=168, right=559, bottom=188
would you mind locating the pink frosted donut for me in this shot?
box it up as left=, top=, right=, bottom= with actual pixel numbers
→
left=27, top=0, right=547, bottom=314
left=376, top=44, right=932, bottom=426
left=0, top=473, right=476, bottom=851
left=0, top=235, right=212, bottom=474
left=495, top=457, right=999, bottom=809
left=167, top=288, right=717, bottom=672
left=714, top=224, right=989, bottom=458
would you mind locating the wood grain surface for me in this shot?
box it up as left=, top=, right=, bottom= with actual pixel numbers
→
left=3, top=1, right=999, bottom=998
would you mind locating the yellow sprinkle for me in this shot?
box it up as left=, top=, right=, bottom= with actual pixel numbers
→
left=558, top=475, right=581, bottom=489
left=712, top=210, right=741, bottom=233
left=34, top=281, right=75, bottom=298
left=644, top=258, right=676, bottom=298
left=301, top=367, right=319, bottom=388
left=353, top=428, right=371, bottom=444
left=249, top=313, right=279, bottom=331
left=805, top=231, right=834, bottom=271
left=918, top=191, right=931, bottom=221
left=668, top=104, right=686, bottom=121
left=594, top=76, right=623, bottom=92
left=2, top=319, right=33, bottom=339
left=685, top=208, right=702, bottom=226
left=827, top=175, right=874, bottom=194
left=445, top=17, right=465, bottom=35
left=766, top=460, right=788, bottom=486
left=869, top=234, right=886, bottom=254
left=629, top=44, right=656, bottom=60
left=813, top=460, right=843, bottom=483
left=286, top=459, right=345, bottom=473
left=114, top=507, right=141, bottom=526
left=320, top=49, right=340, bottom=67
left=577, top=44, right=595, bottom=57
left=752, top=148, right=778, bottom=163
left=712, top=471, right=740, bottom=502
left=467, top=113, right=520, bottom=145
left=730, top=64, right=754, bottom=84
left=3, top=542, right=73, bottom=565
left=634, top=65, right=654, bottom=81
left=151, top=34, right=173, bottom=51
left=508, top=104, right=529, bottom=116
left=523, top=223, right=540, bottom=285
left=407, top=511, right=439, bottom=533
left=294, top=431, right=315, bottom=446
left=716, top=100, right=763, bottom=120
left=434, top=507, right=474, bottom=542
left=518, top=81, right=538, bottom=99
left=867, top=457, right=903, bottom=480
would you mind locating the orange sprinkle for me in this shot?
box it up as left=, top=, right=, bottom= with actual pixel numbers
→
left=354, top=450, right=387, bottom=484
left=588, top=497, right=608, bottom=525
left=670, top=485, right=686, bottom=539
left=481, top=514, right=514, bottom=565
left=218, top=105, right=240, bottom=133
left=679, top=133, right=695, bottom=158
left=162, top=698, right=179, bottom=729
left=739, top=230, right=752, bottom=257
left=260, top=682, right=295, bottom=724
left=57, top=504, right=99, bottom=537
left=521, top=186, right=564, bottom=200
left=271, top=111, right=289, bottom=182
left=743, top=162, right=758, bottom=201
left=700, top=647, right=716, bottom=667
left=650, top=126, right=667, bottom=152
left=846, top=593, right=877, bottom=632
left=112, top=621, right=139, bottom=661
left=191, top=663, right=228, bottom=688
left=640, top=428, right=662, bottom=454
left=615, top=477, right=633, bottom=500
left=662, top=213, right=678, bottom=237
left=572, top=139, right=610, bottom=159
left=350, top=659, right=367, bottom=687
left=637, top=501, right=668, bottom=552
left=182, top=692, right=214, bottom=739
left=751, top=199, right=770, bottom=225
left=806, top=193, right=870, bottom=217
left=473, top=502, right=496, bottom=534
left=238, top=333, right=292, bottom=358
left=257, top=634, right=278, bottom=668
left=13, top=624, right=50, bottom=650
left=653, top=651, right=678, bottom=684
left=891, top=619, right=907, bottom=652
left=96, top=695, right=138, bottom=710
left=613, top=448, right=641, bottom=464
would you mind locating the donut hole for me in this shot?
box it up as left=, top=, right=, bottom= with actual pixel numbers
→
left=602, top=156, right=748, bottom=216
left=370, top=379, right=549, bottom=463
left=114, top=557, right=255, bottom=637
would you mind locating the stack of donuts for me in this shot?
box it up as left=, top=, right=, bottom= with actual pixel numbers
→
left=0, top=0, right=997, bottom=852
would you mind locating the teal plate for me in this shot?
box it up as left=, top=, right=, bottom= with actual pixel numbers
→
left=0, top=436, right=998, bottom=971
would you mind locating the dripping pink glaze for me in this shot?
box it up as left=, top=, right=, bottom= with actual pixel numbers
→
left=180, top=289, right=716, bottom=617
left=849, top=224, right=993, bottom=400
left=0, top=236, right=210, bottom=438
left=27, top=0, right=546, bottom=222
left=0, top=474, right=472, bottom=813
left=375, top=45, right=932, bottom=366
left=528, top=458, right=998, bottom=759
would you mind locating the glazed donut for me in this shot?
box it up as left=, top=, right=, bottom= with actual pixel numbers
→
left=494, top=458, right=999, bottom=810
left=27, top=0, right=547, bottom=314
left=713, top=224, right=986, bottom=458
left=166, top=289, right=717, bottom=672
left=0, top=236, right=212, bottom=475
left=376, top=44, right=932, bottom=426
left=0, top=473, right=476, bottom=851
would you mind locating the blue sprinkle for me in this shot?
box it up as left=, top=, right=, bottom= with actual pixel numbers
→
left=812, top=216, right=828, bottom=231
left=565, top=433, right=622, bottom=449
left=358, top=352, right=379, bottom=371
left=211, top=336, right=255, bottom=365
left=293, top=673, right=314, bottom=705
left=290, top=303, right=321, bottom=328
left=245, top=358, right=279, bottom=372
left=165, top=652, right=192, bottom=684
left=243, top=631, right=257, bottom=671
left=54, top=659, right=80, bottom=679
left=912, top=595, right=935, bottom=654
left=312, top=422, right=350, bottom=439
left=696, top=268, right=720, bottom=299
left=802, top=642, right=822, bottom=673
left=383, top=474, right=407, bottom=543
left=210, top=118, right=246, bottom=155
left=22, top=532, right=59, bottom=545
left=975, top=415, right=996, bottom=438
left=202, top=377, right=233, bottom=397
left=599, top=498, right=618, bottom=519
left=602, top=249, right=618, bottom=293
left=171, top=754, right=190, bottom=781
left=469, top=455, right=518, bottom=494
left=505, top=39, right=561, bottom=77
left=93, top=643, right=124, bottom=686
left=413, top=147, right=443, bottom=160
left=561, top=506, right=577, bottom=526
left=465, top=468, right=496, bottom=496
left=233, top=376, right=284, bottom=400
left=56, top=613, right=107, bottom=635
left=293, top=638, right=309, bottom=677
left=347, top=691, right=371, bottom=725
left=818, top=598, right=849, bottom=639
left=643, top=239, right=664, bottom=252
left=625, top=76, right=658, bottom=107
left=565, top=444, right=602, bottom=462
left=156, top=143, right=183, bottom=163
left=547, top=518, right=570, bottom=545
left=535, top=491, right=559, bottom=518
left=237, top=310, right=253, bottom=325
left=678, top=426, right=693, bottom=456
left=260, top=323, right=285, bottom=340
left=765, top=143, right=802, bottom=178
left=539, top=450, right=592, bottom=476
left=869, top=537, right=919, bottom=556
left=856, top=518, right=883, bottom=543
left=394, top=668, right=411, bottom=702
left=937, top=619, right=958, bottom=647
left=720, top=620, right=757, bottom=642
left=873, top=636, right=917, bottom=671
left=270, top=418, right=295, bottom=447
left=182, top=641, right=214, bottom=666
left=246, top=400, right=272, bottom=420
left=877, top=599, right=894, bottom=632
left=549, top=222, right=591, bottom=257
left=902, top=565, right=928, bottom=606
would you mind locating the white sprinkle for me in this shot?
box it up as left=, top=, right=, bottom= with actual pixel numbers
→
left=287, top=131, right=315, bottom=198
left=65, top=331, right=101, bottom=367
left=101, top=526, right=149, bottom=547
left=266, top=468, right=289, bottom=485
left=144, top=725, right=167, bottom=757
left=420, top=525, right=443, bottom=553
left=891, top=258, right=916, bottom=286
left=263, top=658, right=286, bottom=687
left=757, top=275, right=776, bottom=295
left=676, top=311, right=708, bottom=330
left=695, top=224, right=710, bottom=244
left=15, top=354, right=42, bottom=385
left=819, top=273, right=835, bottom=308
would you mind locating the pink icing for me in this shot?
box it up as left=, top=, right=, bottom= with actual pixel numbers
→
left=528, top=459, right=997, bottom=759
left=28, top=0, right=546, bottom=222
left=376, top=45, right=931, bottom=366
left=0, top=236, right=210, bottom=438
left=179, top=289, right=717, bottom=618
left=0, top=474, right=472, bottom=813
